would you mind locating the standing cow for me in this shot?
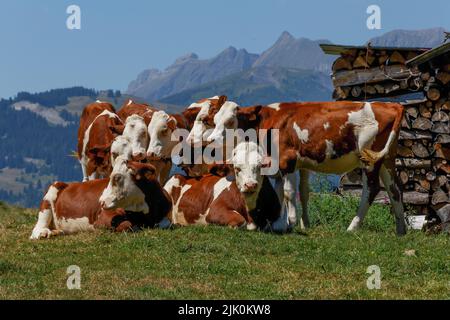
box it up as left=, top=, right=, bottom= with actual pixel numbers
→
left=77, top=100, right=123, bottom=181
left=206, top=101, right=407, bottom=235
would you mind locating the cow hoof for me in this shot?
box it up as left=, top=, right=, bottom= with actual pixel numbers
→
left=30, top=228, right=53, bottom=240
left=246, top=222, right=257, bottom=231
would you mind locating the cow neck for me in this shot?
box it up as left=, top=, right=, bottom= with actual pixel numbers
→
left=246, top=176, right=281, bottom=227
left=133, top=178, right=172, bottom=227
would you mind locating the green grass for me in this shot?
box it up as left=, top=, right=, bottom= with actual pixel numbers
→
left=0, top=196, right=448, bottom=300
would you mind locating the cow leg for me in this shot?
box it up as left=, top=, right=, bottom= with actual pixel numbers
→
left=299, top=169, right=310, bottom=229
left=30, top=206, right=64, bottom=239
left=347, top=164, right=381, bottom=231
left=80, top=159, right=88, bottom=182
left=270, top=176, right=289, bottom=233
left=380, top=160, right=407, bottom=236
left=283, top=172, right=298, bottom=229
left=206, top=208, right=248, bottom=229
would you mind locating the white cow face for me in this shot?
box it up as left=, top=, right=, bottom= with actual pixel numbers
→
left=207, top=101, right=239, bottom=143
left=111, top=135, right=132, bottom=166
left=147, top=111, right=177, bottom=159
left=186, top=101, right=213, bottom=145
left=122, top=115, right=149, bottom=160
left=99, top=155, right=151, bottom=213
left=231, top=142, right=268, bottom=195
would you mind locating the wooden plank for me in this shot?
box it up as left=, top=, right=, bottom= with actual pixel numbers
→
left=332, top=65, right=412, bottom=87
left=403, top=192, right=430, bottom=205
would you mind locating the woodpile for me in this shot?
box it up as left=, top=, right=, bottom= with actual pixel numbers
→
left=397, top=98, right=450, bottom=216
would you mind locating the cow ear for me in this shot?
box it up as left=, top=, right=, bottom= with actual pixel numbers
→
left=218, top=95, right=227, bottom=106
left=110, top=124, right=125, bottom=135
left=238, top=107, right=257, bottom=122
left=168, top=116, right=177, bottom=131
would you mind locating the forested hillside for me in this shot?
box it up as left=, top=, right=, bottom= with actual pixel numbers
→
left=0, top=87, right=122, bottom=207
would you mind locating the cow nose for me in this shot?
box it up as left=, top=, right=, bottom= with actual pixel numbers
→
left=244, top=182, right=258, bottom=192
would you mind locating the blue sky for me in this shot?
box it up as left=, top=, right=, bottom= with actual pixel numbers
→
left=0, top=0, right=449, bottom=99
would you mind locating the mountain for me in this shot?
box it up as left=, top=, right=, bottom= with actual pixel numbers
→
left=252, top=31, right=334, bottom=73
left=127, top=47, right=259, bottom=101
left=161, top=66, right=332, bottom=106
left=126, top=31, right=334, bottom=102
left=369, top=27, right=447, bottom=48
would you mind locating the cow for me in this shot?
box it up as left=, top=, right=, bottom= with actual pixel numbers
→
left=163, top=141, right=283, bottom=231
left=30, top=157, right=172, bottom=239
left=77, top=100, right=123, bottom=181
left=99, top=156, right=173, bottom=228
left=117, top=99, right=157, bottom=125
left=206, top=101, right=407, bottom=235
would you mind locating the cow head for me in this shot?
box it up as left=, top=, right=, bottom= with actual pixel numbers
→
left=122, top=115, right=149, bottom=160
left=231, top=141, right=270, bottom=196
left=146, top=111, right=177, bottom=160
left=88, top=143, right=112, bottom=167
left=111, top=135, right=132, bottom=166
left=186, top=95, right=227, bottom=145
left=99, top=155, right=156, bottom=213
left=207, top=101, right=239, bottom=143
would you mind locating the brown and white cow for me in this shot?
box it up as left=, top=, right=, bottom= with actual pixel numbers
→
left=163, top=142, right=283, bottom=231
left=77, top=100, right=123, bottom=181
left=30, top=157, right=172, bottom=239
left=117, top=99, right=157, bottom=125
left=206, top=101, right=407, bottom=235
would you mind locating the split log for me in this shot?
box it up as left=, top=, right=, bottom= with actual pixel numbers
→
left=399, top=171, right=409, bottom=185
left=332, top=57, right=353, bottom=72
left=434, top=159, right=450, bottom=174
left=412, top=143, right=429, bottom=158
left=384, top=83, right=400, bottom=94
left=351, top=86, right=362, bottom=98
left=399, top=129, right=432, bottom=140
left=431, top=122, right=450, bottom=134
left=389, top=51, right=406, bottom=64
left=362, top=85, right=376, bottom=95
left=405, top=106, right=419, bottom=118
left=436, top=71, right=450, bottom=85
left=426, top=171, right=437, bottom=182
left=431, top=111, right=449, bottom=122
left=426, top=87, right=441, bottom=101
left=374, top=84, right=385, bottom=94
left=432, top=175, right=448, bottom=191
left=431, top=189, right=449, bottom=205
left=353, top=55, right=370, bottom=69
left=421, top=72, right=431, bottom=82
left=419, top=105, right=432, bottom=118
left=397, top=145, right=414, bottom=158
left=403, top=139, right=413, bottom=147
left=403, top=191, right=429, bottom=205
left=412, top=117, right=433, bottom=131
left=434, top=144, right=450, bottom=159
left=435, top=134, right=450, bottom=144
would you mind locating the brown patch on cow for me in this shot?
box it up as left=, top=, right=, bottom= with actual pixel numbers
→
left=117, top=101, right=157, bottom=125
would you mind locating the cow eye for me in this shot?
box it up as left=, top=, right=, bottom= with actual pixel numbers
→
left=113, top=174, right=123, bottom=185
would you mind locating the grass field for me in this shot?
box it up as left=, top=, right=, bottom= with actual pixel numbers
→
left=0, top=195, right=448, bottom=300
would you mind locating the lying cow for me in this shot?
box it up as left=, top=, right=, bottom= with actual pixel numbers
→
left=30, top=156, right=172, bottom=239
left=206, top=101, right=407, bottom=235
left=77, top=100, right=123, bottom=181
left=164, top=141, right=283, bottom=231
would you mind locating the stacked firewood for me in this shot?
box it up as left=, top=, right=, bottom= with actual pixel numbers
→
left=396, top=98, right=450, bottom=214
left=331, top=48, right=426, bottom=100
left=398, top=97, right=450, bottom=216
